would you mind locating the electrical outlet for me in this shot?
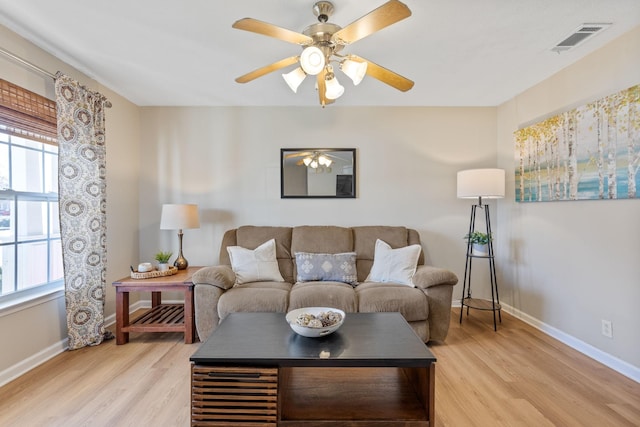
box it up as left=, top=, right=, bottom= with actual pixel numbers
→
left=601, top=319, right=613, bottom=338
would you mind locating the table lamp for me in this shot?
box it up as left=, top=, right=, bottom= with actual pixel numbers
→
left=160, top=204, right=200, bottom=270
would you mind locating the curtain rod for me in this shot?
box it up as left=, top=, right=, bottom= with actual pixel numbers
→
left=0, top=46, right=112, bottom=108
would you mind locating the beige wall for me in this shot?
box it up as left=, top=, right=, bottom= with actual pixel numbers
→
left=138, top=106, right=497, bottom=289
left=496, top=27, right=640, bottom=371
left=0, top=24, right=141, bottom=382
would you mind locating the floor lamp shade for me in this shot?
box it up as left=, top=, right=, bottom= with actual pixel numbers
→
left=457, top=169, right=505, bottom=200
left=160, top=204, right=200, bottom=270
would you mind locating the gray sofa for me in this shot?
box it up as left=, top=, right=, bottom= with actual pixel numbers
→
left=192, top=225, right=458, bottom=343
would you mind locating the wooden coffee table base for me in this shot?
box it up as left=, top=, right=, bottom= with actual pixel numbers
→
left=191, top=364, right=435, bottom=426
left=279, top=366, right=434, bottom=426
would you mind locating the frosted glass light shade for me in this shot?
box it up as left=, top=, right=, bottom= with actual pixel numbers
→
left=282, top=67, right=306, bottom=93
left=325, top=75, right=344, bottom=99
left=341, top=59, right=368, bottom=85
left=457, top=169, right=505, bottom=199
left=318, top=155, right=332, bottom=167
left=300, top=46, right=325, bottom=75
left=160, top=204, right=200, bottom=230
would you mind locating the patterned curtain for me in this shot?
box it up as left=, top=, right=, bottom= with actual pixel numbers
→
left=55, top=73, right=111, bottom=350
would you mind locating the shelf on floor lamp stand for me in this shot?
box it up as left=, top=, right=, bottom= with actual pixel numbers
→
left=459, top=200, right=502, bottom=331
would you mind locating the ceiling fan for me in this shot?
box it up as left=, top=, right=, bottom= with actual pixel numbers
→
left=284, top=150, right=345, bottom=168
left=232, top=0, right=414, bottom=107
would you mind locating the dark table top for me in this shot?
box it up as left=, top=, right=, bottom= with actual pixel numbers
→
left=190, top=312, right=435, bottom=367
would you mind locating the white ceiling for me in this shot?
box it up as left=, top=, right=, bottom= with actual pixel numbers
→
left=1, top=0, right=639, bottom=107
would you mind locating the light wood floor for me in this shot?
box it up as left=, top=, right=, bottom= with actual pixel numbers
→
left=0, top=309, right=638, bottom=426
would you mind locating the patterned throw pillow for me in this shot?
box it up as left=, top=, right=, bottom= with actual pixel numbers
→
left=227, top=238, right=285, bottom=285
left=294, top=252, right=358, bottom=286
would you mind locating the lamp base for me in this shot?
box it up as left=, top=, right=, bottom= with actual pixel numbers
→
left=174, top=255, right=188, bottom=270
left=174, top=229, right=188, bottom=270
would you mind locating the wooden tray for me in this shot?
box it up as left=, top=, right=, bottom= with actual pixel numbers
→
left=130, top=266, right=178, bottom=279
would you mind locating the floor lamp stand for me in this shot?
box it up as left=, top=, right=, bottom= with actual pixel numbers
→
left=459, top=197, right=502, bottom=331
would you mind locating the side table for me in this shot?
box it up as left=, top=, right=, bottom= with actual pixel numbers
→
left=112, top=266, right=201, bottom=344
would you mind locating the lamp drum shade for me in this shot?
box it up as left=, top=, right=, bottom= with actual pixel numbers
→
left=160, top=204, right=200, bottom=230
left=457, top=169, right=505, bottom=199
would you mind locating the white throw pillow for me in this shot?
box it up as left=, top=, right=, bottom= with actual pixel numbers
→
left=227, top=238, right=285, bottom=285
left=365, top=239, right=421, bottom=287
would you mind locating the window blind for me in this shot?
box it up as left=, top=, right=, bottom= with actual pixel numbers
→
left=0, top=78, right=57, bottom=145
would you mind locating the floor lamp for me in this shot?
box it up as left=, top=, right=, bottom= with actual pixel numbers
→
left=160, top=204, right=200, bottom=270
left=457, top=168, right=505, bottom=331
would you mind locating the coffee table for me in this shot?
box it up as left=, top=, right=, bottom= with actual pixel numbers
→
left=190, top=312, right=436, bottom=426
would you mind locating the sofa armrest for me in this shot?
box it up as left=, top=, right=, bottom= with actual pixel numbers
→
left=192, top=265, right=236, bottom=290
left=412, top=265, right=458, bottom=290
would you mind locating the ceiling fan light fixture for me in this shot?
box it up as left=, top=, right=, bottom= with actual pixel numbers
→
left=232, top=0, right=414, bottom=106
left=300, top=46, right=325, bottom=75
left=303, top=157, right=312, bottom=166
left=318, top=155, right=332, bottom=167
left=340, top=59, right=367, bottom=85
left=282, top=67, right=307, bottom=93
left=324, top=74, right=344, bottom=100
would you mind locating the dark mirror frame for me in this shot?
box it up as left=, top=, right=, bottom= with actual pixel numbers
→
left=280, top=148, right=356, bottom=199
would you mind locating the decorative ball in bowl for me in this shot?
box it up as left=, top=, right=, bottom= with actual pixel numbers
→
left=285, top=307, right=345, bottom=338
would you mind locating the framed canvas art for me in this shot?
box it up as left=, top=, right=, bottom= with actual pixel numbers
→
left=514, top=84, right=639, bottom=202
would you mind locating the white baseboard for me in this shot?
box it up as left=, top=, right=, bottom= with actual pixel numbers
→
left=0, top=300, right=147, bottom=388
left=501, top=303, right=640, bottom=383
left=453, top=299, right=639, bottom=383
left=0, top=337, right=68, bottom=387
left=102, top=300, right=149, bottom=327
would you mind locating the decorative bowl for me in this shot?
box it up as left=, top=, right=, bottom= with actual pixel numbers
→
left=285, top=307, right=345, bottom=338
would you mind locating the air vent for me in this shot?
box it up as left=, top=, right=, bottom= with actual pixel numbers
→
left=551, top=23, right=611, bottom=53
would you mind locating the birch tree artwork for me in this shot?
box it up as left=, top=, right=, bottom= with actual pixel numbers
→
left=514, top=84, right=640, bottom=202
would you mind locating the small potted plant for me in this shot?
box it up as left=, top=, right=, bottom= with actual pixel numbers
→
left=154, top=251, right=173, bottom=271
left=464, top=231, right=491, bottom=256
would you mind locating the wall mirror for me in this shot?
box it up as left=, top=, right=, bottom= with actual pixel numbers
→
left=281, top=148, right=356, bottom=198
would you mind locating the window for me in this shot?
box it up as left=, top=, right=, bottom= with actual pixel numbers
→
left=0, top=79, right=61, bottom=306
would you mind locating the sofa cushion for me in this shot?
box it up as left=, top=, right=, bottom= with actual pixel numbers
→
left=291, top=226, right=353, bottom=281
left=289, top=281, right=358, bottom=313
left=353, top=226, right=409, bottom=260
left=294, top=252, right=358, bottom=286
left=365, top=239, right=421, bottom=286
left=218, top=281, right=292, bottom=320
left=227, top=238, right=285, bottom=285
left=353, top=226, right=418, bottom=282
left=356, top=282, right=428, bottom=321
left=235, top=226, right=294, bottom=283
left=291, top=226, right=353, bottom=253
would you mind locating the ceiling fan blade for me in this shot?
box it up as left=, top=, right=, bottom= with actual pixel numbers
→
left=331, top=0, right=411, bottom=45
left=284, top=151, right=313, bottom=159
left=235, top=56, right=300, bottom=83
left=348, top=55, right=414, bottom=92
left=316, top=69, right=335, bottom=107
left=233, top=18, right=313, bottom=45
